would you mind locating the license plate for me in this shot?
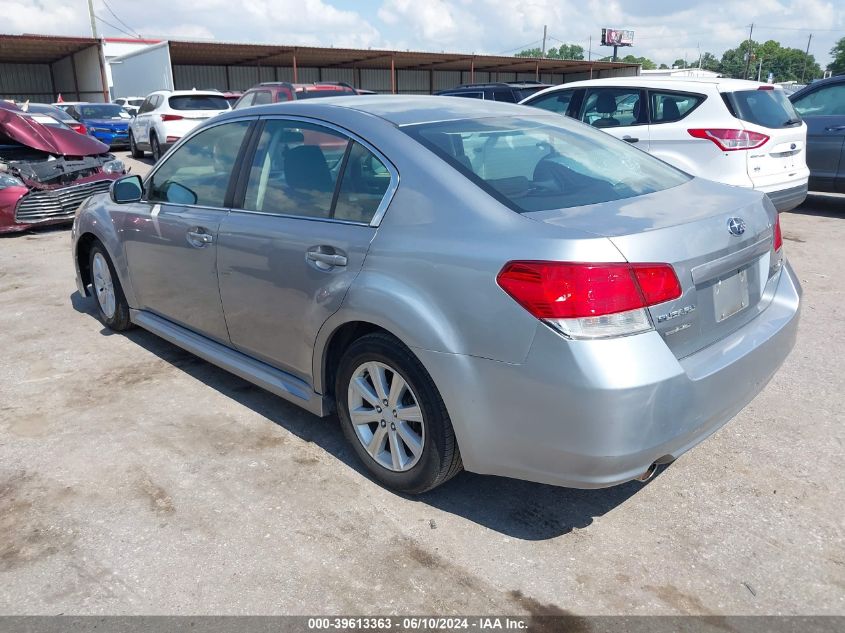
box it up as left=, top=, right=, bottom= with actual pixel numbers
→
left=714, top=268, right=749, bottom=322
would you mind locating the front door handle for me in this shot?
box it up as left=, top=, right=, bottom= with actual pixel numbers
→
left=825, top=125, right=845, bottom=132
left=622, top=136, right=639, bottom=143
left=186, top=228, right=213, bottom=248
left=307, top=251, right=347, bottom=267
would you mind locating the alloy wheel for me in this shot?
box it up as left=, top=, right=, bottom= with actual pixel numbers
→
left=347, top=361, right=425, bottom=472
left=92, top=252, right=116, bottom=319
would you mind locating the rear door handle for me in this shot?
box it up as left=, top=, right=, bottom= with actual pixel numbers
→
left=622, top=136, right=639, bottom=143
left=825, top=125, right=845, bottom=131
left=186, top=228, right=213, bottom=248
left=307, top=251, right=347, bottom=267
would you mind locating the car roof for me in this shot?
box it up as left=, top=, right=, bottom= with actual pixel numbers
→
left=524, top=76, right=777, bottom=100
left=229, top=94, right=537, bottom=126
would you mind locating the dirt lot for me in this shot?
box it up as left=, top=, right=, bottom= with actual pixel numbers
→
left=0, top=155, right=843, bottom=615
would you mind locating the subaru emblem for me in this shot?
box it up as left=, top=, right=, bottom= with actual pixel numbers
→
left=727, top=217, right=746, bottom=236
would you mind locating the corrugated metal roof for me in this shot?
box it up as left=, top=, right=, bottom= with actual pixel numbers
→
left=0, top=34, right=101, bottom=63
left=165, top=40, right=637, bottom=75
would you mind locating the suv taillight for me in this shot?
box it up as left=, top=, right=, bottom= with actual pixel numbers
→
left=496, top=261, right=682, bottom=339
left=687, top=128, right=769, bottom=151
left=161, top=114, right=184, bottom=122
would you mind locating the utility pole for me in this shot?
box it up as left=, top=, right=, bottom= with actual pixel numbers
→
left=588, top=35, right=592, bottom=61
left=743, top=23, right=754, bottom=79
left=757, top=57, right=764, bottom=82
left=698, top=43, right=702, bottom=69
left=541, top=25, right=547, bottom=56
left=801, top=33, right=813, bottom=82
left=87, top=0, right=98, bottom=38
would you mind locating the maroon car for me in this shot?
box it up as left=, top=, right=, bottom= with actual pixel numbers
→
left=232, top=82, right=358, bottom=109
left=0, top=102, right=125, bottom=234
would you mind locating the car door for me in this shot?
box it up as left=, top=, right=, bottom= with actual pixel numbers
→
left=216, top=117, right=396, bottom=382
left=646, top=89, right=707, bottom=167
left=791, top=82, right=845, bottom=192
left=132, top=96, right=155, bottom=145
left=579, top=87, right=649, bottom=149
left=118, top=119, right=253, bottom=343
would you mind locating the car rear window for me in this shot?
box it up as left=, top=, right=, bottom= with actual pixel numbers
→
left=724, top=89, right=801, bottom=129
left=168, top=95, right=230, bottom=110
left=403, top=115, right=690, bottom=213
left=78, top=104, right=131, bottom=119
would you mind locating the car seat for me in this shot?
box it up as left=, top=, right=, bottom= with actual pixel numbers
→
left=592, top=93, right=621, bottom=128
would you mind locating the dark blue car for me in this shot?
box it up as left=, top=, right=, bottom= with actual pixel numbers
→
left=65, top=103, right=132, bottom=148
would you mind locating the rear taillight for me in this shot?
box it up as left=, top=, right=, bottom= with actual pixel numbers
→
left=773, top=214, right=783, bottom=252
left=161, top=114, right=184, bottom=122
left=73, top=124, right=87, bottom=135
left=496, top=261, right=682, bottom=339
left=687, top=128, right=769, bottom=151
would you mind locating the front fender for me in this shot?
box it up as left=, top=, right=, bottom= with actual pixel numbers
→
left=72, top=194, right=139, bottom=307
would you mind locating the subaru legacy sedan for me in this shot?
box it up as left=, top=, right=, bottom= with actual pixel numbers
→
left=71, top=97, right=800, bottom=494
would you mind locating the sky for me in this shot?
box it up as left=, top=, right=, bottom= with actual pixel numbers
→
left=3, top=0, right=843, bottom=67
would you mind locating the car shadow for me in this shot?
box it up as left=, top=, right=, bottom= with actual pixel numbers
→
left=70, top=291, right=648, bottom=540
left=787, top=192, right=844, bottom=219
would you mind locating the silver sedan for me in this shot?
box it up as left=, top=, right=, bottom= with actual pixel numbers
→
left=71, top=96, right=801, bottom=493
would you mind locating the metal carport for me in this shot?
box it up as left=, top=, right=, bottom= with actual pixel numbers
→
left=0, top=34, right=109, bottom=103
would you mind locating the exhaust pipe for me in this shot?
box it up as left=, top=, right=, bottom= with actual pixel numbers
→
left=636, top=462, right=658, bottom=482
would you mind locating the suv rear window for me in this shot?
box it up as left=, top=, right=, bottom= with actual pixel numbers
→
left=404, top=115, right=689, bottom=213
left=295, top=88, right=356, bottom=100
left=168, top=95, right=230, bottom=110
left=724, top=89, right=800, bottom=129
left=512, top=87, right=547, bottom=101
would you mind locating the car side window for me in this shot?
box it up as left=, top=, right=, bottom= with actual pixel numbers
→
left=581, top=88, right=646, bottom=128
left=650, top=91, right=705, bottom=123
left=148, top=120, right=251, bottom=207
left=792, top=84, right=845, bottom=116
left=334, top=142, right=391, bottom=223
left=66, top=106, right=80, bottom=120
left=251, top=90, right=273, bottom=106
left=137, top=97, right=153, bottom=114
left=444, top=91, right=484, bottom=99
left=493, top=90, right=516, bottom=103
left=242, top=119, right=350, bottom=219
left=234, top=92, right=255, bottom=109
left=527, top=90, right=574, bottom=115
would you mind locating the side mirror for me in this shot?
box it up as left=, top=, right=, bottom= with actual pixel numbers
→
left=110, top=174, right=143, bottom=204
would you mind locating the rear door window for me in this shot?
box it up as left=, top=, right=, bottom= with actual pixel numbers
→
left=650, top=91, right=705, bottom=123
left=527, top=90, right=575, bottom=115
left=334, top=142, right=392, bottom=223
left=724, top=89, right=801, bottom=129
left=251, top=90, right=273, bottom=105
left=242, top=119, right=349, bottom=219
left=792, top=84, right=845, bottom=116
left=581, top=88, right=646, bottom=128
left=168, top=95, right=230, bottom=110
left=234, top=92, right=255, bottom=109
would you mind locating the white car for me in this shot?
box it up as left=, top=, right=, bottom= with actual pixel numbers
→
left=113, top=96, right=145, bottom=116
left=521, top=77, right=809, bottom=211
left=129, top=90, right=230, bottom=161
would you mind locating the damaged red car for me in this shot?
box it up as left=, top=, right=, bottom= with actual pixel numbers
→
left=0, top=101, right=125, bottom=234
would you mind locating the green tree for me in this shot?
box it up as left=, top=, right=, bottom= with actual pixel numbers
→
left=829, top=37, right=845, bottom=75
left=659, top=63, right=669, bottom=69
left=672, top=58, right=687, bottom=68
left=719, top=39, right=821, bottom=81
left=515, top=44, right=584, bottom=60
left=619, top=54, right=657, bottom=70
left=699, top=52, right=720, bottom=71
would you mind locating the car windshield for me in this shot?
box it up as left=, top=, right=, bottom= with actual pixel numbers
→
left=403, top=115, right=690, bottom=213
left=168, top=95, right=230, bottom=110
left=78, top=104, right=131, bottom=119
left=724, top=89, right=801, bottom=128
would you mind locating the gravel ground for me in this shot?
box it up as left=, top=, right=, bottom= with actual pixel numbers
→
left=0, top=167, right=842, bottom=615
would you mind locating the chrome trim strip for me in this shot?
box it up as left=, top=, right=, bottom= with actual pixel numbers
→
left=691, top=236, right=772, bottom=285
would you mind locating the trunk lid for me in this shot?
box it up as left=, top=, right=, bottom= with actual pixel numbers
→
left=525, top=178, right=780, bottom=358
left=0, top=102, right=109, bottom=156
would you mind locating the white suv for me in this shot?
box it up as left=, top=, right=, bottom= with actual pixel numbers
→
left=129, top=90, right=230, bottom=161
left=521, top=77, right=809, bottom=211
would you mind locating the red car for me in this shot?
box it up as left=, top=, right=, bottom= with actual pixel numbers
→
left=0, top=102, right=125, bottom=234
left=232, top=82, right=358, bottom=109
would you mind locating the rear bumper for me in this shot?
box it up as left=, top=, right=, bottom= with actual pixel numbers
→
left=763, top=183, right=808, bottom=212
left=416, top=262, right=802, bottom=488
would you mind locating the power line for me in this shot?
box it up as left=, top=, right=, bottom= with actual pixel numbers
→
left=94, top=14, right=140, bottom=40
left=101, top=0, right=143, bottom=38
left=498, top=39, right=543, bottom=55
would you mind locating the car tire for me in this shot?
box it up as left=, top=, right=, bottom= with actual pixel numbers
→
left=89, top=242, right=133, bottom=332
left=150, top=134, right=162, bottom=162
left=129, top=131, right=143, bottom=159
left=335, top=332, right=462, bottom=494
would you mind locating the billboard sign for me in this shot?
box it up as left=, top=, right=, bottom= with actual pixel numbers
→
left=601, top=29, right=634, bottom=47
